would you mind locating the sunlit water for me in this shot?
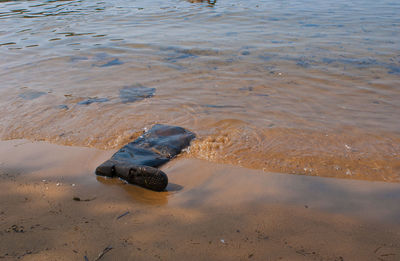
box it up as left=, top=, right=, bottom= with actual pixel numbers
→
left=0, top=0, right=399, bottom=181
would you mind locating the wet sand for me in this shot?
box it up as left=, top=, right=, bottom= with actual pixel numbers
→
left=1, top=139, right=400, bottom=260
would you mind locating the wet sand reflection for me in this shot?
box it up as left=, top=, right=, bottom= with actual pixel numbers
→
left=96, top=176, right=183, bottom=206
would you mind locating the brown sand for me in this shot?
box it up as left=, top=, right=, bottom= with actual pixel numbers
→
left=0, top=140, right=400, bottom=260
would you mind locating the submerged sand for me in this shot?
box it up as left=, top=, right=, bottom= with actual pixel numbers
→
left=0, top=140, right=400, bottom=260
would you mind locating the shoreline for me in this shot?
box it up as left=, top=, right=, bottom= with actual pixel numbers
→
left=1, top=139, right=400, bottom=260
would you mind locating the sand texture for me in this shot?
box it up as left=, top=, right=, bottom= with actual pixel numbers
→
left=0, top=140, right=400, bottom=261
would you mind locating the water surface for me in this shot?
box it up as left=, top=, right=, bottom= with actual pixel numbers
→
left=0, top=0, right=399, bottom=181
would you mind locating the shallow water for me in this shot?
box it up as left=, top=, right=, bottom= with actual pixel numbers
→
left=0, top=0, right=399, bottom=181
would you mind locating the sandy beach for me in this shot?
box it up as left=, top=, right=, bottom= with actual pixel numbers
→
left=1, top=0, right=400, bottom=260
left=1, top=139, right=399, bottom=261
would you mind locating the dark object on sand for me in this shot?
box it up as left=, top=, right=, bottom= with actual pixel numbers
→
left=94, top=246, right=113, bottom=261
left=73, top=196, right=96, bottom=202
left=96, top=124, right=195, bottom=191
